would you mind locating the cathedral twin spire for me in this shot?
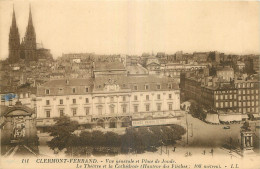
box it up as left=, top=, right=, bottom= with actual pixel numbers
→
left=25, top=4, right=36, bottom=42
left=9, top=4, right=37, bottom=63
left=11, top=5, right=17, bottom=27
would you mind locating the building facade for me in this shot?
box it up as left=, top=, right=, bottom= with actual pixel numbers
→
left=181, top=71, right=259, bottom=115
left=36, top=75, right=181, bottom=131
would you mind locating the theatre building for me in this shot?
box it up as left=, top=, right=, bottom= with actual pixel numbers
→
left=36, top=75, right=182, bottom=131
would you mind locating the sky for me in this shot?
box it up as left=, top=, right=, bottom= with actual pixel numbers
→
left=0, top=0, right=259, bottom=59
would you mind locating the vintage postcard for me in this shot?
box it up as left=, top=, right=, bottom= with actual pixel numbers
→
left=0, top=0, right=259, bottom=169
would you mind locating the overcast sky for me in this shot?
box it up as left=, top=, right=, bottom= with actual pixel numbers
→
left=0, top=0, right=259, bottom=59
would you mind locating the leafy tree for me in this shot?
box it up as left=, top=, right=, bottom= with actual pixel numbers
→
left=79, top=131, right=92, bottom=146
left=121, top=125, right=186, bottom=154
left=104, top=132, right=121, bottom=147
left=91, top=130, right=105, bottom=147
left=47, top=116, right=79, bottom=151
left=121, top=128, right=144, bottom=153
left=169, top=124, right=186, bottom=143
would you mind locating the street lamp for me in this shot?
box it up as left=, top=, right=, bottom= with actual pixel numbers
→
left=186, top=111, right=189, bottom=145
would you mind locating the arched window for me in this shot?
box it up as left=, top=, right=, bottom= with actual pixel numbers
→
left=109, top=118, right=117, bottom=128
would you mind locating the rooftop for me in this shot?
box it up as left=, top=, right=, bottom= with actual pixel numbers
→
left=41, top=78, right=94, bottom=87
left=94, top=61, right=125, bottom=71
left=126, top=65, right=148, bottom=75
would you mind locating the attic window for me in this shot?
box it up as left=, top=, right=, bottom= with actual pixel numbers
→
left=168, top=84, right=172, bottom=89
left=58, top=88, right=63, bottom=93
left=145, top=84, right=149, bottom=90
left=157, top=84, right=161, bottom=90
left=45, top=89, right=50, bottom=94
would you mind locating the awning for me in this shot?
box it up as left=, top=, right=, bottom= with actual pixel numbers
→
left=253, top=114, right=260, bottom=118
left=219, top=114, right=242, bottom=122
left=241, top=114, right=249, bottom=119
left=205, top=114, right=220, bottom=124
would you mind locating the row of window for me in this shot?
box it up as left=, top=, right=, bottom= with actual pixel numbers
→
left=215, top=90, right=236, bottom=94
left=216, top=101, right=259, bottom=108
left=46, top=98, right=90, bottom=105
left=238, top=107, right=259, bottom=113
left=45, top=87, right=89, bottom=95
left=46, top=108, right=87, bottom=118
left=216, top=101, right=237, bottom=108
left=215, top=92, right=259, bottom=100
left=238, top=89, right=258, bottom=95
left=238, top=101, right=258, bottom=107
left=216, top=94, right=236, bottom=100
left=45, top=103, right=174, bottom=118
left=45, top=83, right=175, bottom=95
left=45, top=94, right=174, bottom=105
left=236, top=83, right=257, bottom=89
left=238, top=95, right=259, bottom=100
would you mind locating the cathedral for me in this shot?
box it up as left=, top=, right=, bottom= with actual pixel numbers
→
left=8, top=6, right=52, bottom=63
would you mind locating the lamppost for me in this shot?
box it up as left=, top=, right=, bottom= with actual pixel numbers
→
left=186, top=111, right=189, bottom=145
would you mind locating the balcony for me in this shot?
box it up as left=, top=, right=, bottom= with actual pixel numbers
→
left=92, top=113, right=131, bottom=119
left=70, top=116, right=92, bottom=124
left=36, top=118, right=55, bottom=127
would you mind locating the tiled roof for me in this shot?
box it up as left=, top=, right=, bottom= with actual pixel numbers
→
left=94, top=75, right=179, bottom=91
left=126, top=65, right=148, bottom=75
left=42, top=78, right=93, bottom=87
left=38, top=75, right=179, bottom=96
left=94, top=62, right=125, bottom=71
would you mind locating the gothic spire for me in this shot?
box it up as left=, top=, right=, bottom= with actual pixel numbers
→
left=11, top=4, right=17, bottom=27
left=9, top=5, right=20, bottom=63
left=28, top=4, right=33, bottom=28
left=25, top=3, right=36, bottom=42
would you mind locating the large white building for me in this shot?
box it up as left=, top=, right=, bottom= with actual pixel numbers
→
left=36, top=75, right=182, bottom=132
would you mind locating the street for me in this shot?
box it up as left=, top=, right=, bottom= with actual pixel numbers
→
left=181, top=113, right=242, bottom=147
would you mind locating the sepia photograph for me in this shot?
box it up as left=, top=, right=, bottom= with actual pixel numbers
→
left=0, top=0, right=259, bottom=169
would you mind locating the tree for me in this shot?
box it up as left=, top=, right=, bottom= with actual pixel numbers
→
left=121, top=125, right=186, bottom=154
left=91, top=130, right=105, bottom=147
left=47, top=116, right=79, bottom=151
left=104, top=132, right=121, bottom=147
left=79, top=131, right=92, bottom=146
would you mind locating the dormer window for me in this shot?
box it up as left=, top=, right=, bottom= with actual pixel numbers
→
left=145, top=84, right=149, bottom=90
left=134, top=85, right=138, bottom=90
left=72, top=88, right=76, bottom=93
left=58, top=88, right=63, bottom=93
left=168, top=84, right=172, bottom=89
left=45, top=89, right=50, bottom=95
left=157, top=84, right=161, bottom=90
left=85, top=87, right=89, bottom=92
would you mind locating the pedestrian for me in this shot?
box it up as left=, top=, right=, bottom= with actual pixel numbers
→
left=210, top=148, right=214, bottom=156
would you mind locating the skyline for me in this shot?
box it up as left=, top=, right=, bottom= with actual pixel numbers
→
left=0, top=0, right=260, bottom=59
